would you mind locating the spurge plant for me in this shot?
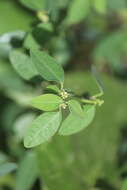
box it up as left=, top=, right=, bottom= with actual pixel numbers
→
left=10, top=49, right=104, bottom=148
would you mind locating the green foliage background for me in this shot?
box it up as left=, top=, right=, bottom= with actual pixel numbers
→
left=0, top=0, right=127, bottom=190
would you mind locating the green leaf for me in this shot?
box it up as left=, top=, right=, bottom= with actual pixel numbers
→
left=66, top=0, right=90, bottom=26
left=0, top=162, right=17, bottom=177
left=31, top=50, right=64, bottom=82
left=31, top=94, right=63, bottom=111
left=68, top=99, right=84, bottom=118
left=24, top=111, right=62, bottom=148
left=10, top=51, right=38, bottom=80
left=46, top=85, right=60, bottom=94
left=16, top=152, right=38, bottom=190
left=59, top=105, right=95, bottom=135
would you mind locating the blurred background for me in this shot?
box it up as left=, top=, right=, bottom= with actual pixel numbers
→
left=0, top=0, right=127, bottom=189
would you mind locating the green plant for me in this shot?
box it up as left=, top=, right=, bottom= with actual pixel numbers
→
left=10, top=48, right=104, bottom=148
left=1, top=0, right=127, bottom=189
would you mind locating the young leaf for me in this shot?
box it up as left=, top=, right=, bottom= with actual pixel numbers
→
left=66, top=0, right=90, bottom=26
left=10, top=51, right=38, bottom=80
left=30, top=50, right=64, bottom=83
left=24, top=111, right=62, bottom=148
left=46, top=85, right=61, bottom=94
left=31, top=94, right=63, bottom=111
left=0, top=162, right=17, bottom=177
left=59, top=105, right=96, bottom=135
left=68, top=99, right=84, bottom=118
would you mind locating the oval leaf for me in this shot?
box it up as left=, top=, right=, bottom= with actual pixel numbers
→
left=30, top=50, right=64, bottom=83
left=10, top=51, right=38, bottom=80
left=59, top=105, right=96, bottom=135
left=31, top=94, right=63, bottom=111
left=24, top=112, right=62, bottom=148
left=68, top=99, right=84, bottom=118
